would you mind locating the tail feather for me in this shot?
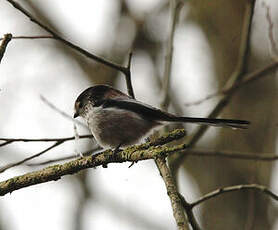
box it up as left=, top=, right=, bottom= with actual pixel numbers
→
left=166, top=116, right=250, bottom=129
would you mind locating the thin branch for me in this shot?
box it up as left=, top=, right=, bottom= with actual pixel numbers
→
left=5, top=0, right=122, bottom=71
left=222, top=61, right=278, bottom=96
left=0, top=140, right=64, bottom=173
left=0, top=140, right=13, bottom=147
left=0, top=129, right=187, bottom=196
left=40, top=95, right=87, bottom=128
left=40, top=95, right=95, bottom=156
left=0, top=33, right=12, bottom=63
left=155, top=1, right=193, bottom=229
left=178, top=194, right=202, bottom=230
left=125, top=52, right=135, bottom=98
left=0, top=35, right=54, bottom=41
left=160, top=0, right=183, bottom=109
left=185, top=149, right=278, bottom=161
left=0, top=134, right=92, bottom=143
left=155, top=157, right=189, bottom=230
left=170, top=0, right=257, bottom=173
left=26, top=147, right=101, bottom=166
left=5, top=0, right=134, bottom=96
left=184, top=61, right=278, bottom=106
left=177, top=184, right=278, bottom=229
left=187, top=0, right=255, bottom=147
left=27, top=154, right=76, bottom=166
left=0, top=134, right=93, bottom=159
left=190, top=184, right=278, bottom=208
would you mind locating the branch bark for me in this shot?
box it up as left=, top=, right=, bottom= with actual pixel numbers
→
left=155, top=158, right=189, bottom=230
left=0, top=129, right=187, bottom=196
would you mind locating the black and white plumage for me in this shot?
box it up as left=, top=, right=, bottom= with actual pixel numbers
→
left=74, top=85, right=250, bottom=149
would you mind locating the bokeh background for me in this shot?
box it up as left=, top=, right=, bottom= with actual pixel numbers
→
left=0, top=0, right=278, bottom=229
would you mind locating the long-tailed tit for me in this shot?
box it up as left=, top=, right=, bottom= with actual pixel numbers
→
left=73, top=85, right=250, bottom=149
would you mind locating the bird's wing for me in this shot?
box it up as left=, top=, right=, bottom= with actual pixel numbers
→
left=100, top=99, right=250, bottom=129
left=100, top=98, right=175, bottom=121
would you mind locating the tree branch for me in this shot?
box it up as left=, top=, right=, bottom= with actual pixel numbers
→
left=177, top=184, right=278, bottom=229
left=160, top=0, right=183, bottom=109
left=0, top=33, right=12, bottom=63
left=0, top=134, right=93, bottom=172
left=178, top=194, right=202, bottom=230
left=40, top=95, right=87, bottom=128
left=26, top=148, right=98, bottom=166
left=0, top=141, right=64, bottom=173
left=184, top=61, right=278, bottom=106
left=125, top=52, right=135, bottom=98
left=170, top=0, right=257, bottom=173
left=5, top=0, right=135, bottom=97
left=155, top=1, right=194, bottom=229
left=0, top=134, right=92, bottom=143
left=0, top=129, right=187, bottom=196
left=155, top=157, right=189, bottom=230
left=190, top=184, right=278, bottom=208
left=184, top=149, right=278, bottom=161
left=0, top=35, right=54, bottom=41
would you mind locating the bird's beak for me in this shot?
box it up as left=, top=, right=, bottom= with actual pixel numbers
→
left=73, top=111, right=79, bottom=118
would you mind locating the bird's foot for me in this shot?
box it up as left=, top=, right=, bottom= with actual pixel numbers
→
left=113, top=143, right=123, bottom=155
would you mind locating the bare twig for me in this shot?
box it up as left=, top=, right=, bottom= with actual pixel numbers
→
left=125, top=52, right=135, bottom=98
left=5, top=0, right=121, bottom=71
left=155, top=157, right=189, bottom=230
left=160, top=0, right=183, bottom=109
left=190, top=184, right=278, bottom=208
left=26, top=147, right=100, bottom=166
left=178, top=194, right=202, bottom=230
left=154, top=1, right=200, bottom=228
left=27, top=154, right=76, bottom=166
left=0, top=140, right=13, bottom=147
left=5, top=0, right=134, bottom=97
left=184, top=61, right=278, bottom=106
left=0, top=35, right=54, bottom=41
left=221, top=61, right=278, bottom=96
left=0, top=140, right=64, bottom=173
left=0, top=129, right=187, bottom=196
left=0, top=134, right=92, bottom=143
left=184, top=149, right=278, bottom=161
left=40, top=95, right=93, bottom=157
left=177, top=184, right=278, bottom=229
left=40, top=95, right=87, bottom=128
left=0, top=33, right=12, bottom=63
left=155, top=1, right=193, bottom=229
left=170, top=0, right=257, bottom=173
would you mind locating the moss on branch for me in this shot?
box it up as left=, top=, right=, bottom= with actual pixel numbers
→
left=0, top=129, right=186, bottom=196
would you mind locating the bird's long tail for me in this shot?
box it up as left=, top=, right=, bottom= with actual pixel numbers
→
left=165, top=116, right=250, bottom=129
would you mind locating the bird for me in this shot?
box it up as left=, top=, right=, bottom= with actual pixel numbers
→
left=73, top=84, right=250, bottom=149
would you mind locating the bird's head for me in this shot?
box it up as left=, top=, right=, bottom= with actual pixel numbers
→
left=73, top=84, right=130, bottom=118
